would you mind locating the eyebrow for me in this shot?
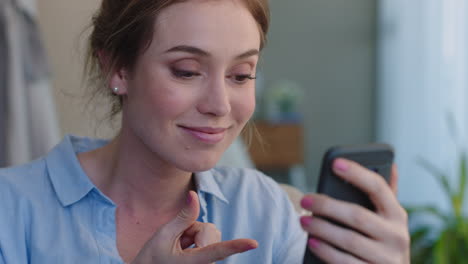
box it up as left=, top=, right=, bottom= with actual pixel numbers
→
left=164, top=45, right=259, bottom=60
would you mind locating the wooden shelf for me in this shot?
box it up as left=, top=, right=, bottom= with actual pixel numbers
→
left=243, top=122, right=304, bottom=170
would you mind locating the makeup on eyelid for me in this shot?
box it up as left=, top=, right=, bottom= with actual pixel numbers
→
left=170, top=68, right=256, bottom=83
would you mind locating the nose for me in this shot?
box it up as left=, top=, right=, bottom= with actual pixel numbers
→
left=197, top=77, right=231, bottom=117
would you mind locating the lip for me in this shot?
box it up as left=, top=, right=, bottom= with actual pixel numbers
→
left=179, top=125, right=227, bottom=144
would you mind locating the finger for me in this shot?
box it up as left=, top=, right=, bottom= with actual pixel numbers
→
left=159, top=191, right=200, bottom=241
left=390, top=163, right=399, bottom=195
left=306, top=237, right=367, bottom=264
left=332, top=158, right=402, bottom=219
left=300, top=194, right=394, bottom=240
left=301, top=216, right=392, bottom=263
left=183, top=222, right=221, bottom=247
left=180, top=235, right=195, bottom=249
left=195, top=223, right=221, bottom=248
left=187, top=239, right=258, bottom=263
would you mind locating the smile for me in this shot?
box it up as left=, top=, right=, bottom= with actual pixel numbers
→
left=179, top=126, right=227, bottom=144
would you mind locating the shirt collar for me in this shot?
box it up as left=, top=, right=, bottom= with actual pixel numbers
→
left=46, top=135, right=108, bottom=207
left=194, top=169, right=229, bottom=204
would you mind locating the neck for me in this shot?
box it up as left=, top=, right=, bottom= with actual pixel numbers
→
left=78, top=130, right=195, bottom=214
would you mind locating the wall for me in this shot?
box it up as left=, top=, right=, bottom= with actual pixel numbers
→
left=261, top=0, right=377, bottom=190
left=37, top=0, right=114, bottom=138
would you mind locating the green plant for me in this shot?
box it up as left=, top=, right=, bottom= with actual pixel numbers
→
left=407, top=151, right=468, bottom=263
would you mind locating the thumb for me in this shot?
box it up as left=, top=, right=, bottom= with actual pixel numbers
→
left=165, top=190, right=200, bottom=237
left=130, top=191, right=201, bottom=263
left=390, top=164, right=399, bottom=195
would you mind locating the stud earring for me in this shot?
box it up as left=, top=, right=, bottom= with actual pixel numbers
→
left=112, top=87, right=119, bottom=94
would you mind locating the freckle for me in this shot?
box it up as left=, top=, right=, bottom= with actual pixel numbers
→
left=185, top=146, right=191, bottom=150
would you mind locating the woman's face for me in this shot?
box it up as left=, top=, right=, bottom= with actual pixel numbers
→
left=115, top=0, right=260, bottom=172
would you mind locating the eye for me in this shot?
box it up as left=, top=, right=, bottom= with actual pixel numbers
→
left=171, top=68, right=201, bottom=79
left=229, top=74, right=257, bottom=84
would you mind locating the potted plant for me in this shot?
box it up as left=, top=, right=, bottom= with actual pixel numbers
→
left=407, top=150, right=468, bottom=263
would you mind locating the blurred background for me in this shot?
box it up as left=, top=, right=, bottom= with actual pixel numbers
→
left=2, top=0, right=468, bottom=259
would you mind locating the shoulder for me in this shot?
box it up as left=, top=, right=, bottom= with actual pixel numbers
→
left=0, top=159, right=50, bottom=201
left=0, top=159, right=57, bottom=225
left=0, top=160, right=51, bottom=247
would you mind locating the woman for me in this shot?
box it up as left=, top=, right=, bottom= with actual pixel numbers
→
left=0, top=0, right=410, bottom=263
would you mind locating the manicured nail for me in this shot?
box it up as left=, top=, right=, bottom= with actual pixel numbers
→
left=334, top=159, right=349, bottom=172
left=300, top=216, right=312, bottom=226
left=245, top=244, right=257, bottom=251
left=300, top=197, right=313, bottom=208
left=186, top=192, right=192, bottom=204
left=244, top=241, right=258, bottom=251
left=308, top=238, right=320, bottom=249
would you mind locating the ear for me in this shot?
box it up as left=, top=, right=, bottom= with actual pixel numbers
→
left=109, top=68, right=129, bottom=95
left=98, top=50, right=129, bottom=95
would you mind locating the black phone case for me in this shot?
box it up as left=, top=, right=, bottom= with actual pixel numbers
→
left=303, top=144, right=394, bottom=264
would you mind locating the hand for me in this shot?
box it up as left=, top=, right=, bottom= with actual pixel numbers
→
left=132, top=191, right=258, bottom=264
left=300, top=159, right=410, bottom=263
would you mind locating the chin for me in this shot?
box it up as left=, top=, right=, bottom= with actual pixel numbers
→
left=178, top=160, right=218, bottom=173
left=179, top=153, right=222, bottom=173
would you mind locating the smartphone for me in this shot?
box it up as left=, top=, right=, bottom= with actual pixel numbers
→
left=303, top=144, right=394, bottom=264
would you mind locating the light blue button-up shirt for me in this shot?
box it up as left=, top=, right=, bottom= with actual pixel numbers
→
left=0, top=135, right=307, bottom=264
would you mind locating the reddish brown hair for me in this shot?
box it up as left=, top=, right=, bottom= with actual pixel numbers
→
left=84, top=0, right=270, bottom=118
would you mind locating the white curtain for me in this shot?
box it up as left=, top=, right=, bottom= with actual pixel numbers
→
left=377, top=0, right=468, bottom=214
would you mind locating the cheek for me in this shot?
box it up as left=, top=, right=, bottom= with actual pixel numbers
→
left=232, top=88, right=256, bottom=123
left=129, top=70, right=194, bottom=118
left=148, top=88, right=188, bottom=114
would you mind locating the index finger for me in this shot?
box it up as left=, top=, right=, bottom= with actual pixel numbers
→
left=332, top=158, right=402, bottom=220
left=187, top=238, right=258, bottom=263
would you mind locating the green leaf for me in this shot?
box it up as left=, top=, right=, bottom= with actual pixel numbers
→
left=417, top=157, right=454, bottom=200
left=411, top=243, right=434, bottom=264
left=411, top=116, right=468, bottom=264
left=459, top=219, right=468, bottom=238
left=457, top=152, right=467, bottom=216
left=449, top=152, right=467, bottom=219
left=451, top=195, right=462, bottom=220
left=432, top=226, right=468, bottom=263
left=445, top=112, right=458, bottom=143
left=411, top=226, right=431, bottom=244
left=410, top=226, right=434, bottom=264
left=434, top=229, right=455, bottom=264
left=406, top=205, right=451, bottom=224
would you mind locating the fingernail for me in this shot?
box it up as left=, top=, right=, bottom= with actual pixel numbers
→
left=186, top=192, right=192, bottom=205
left=300, top=197, right=313, bottom=208
left=308, top=238, right=320, bottom=249
left=300, top=216, right=312, bottom=226
left=244, top=241, right=258, bottom=251
left=334, top=159, right=349, bottom=172
left=245, top=244, right=257, bottom=251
